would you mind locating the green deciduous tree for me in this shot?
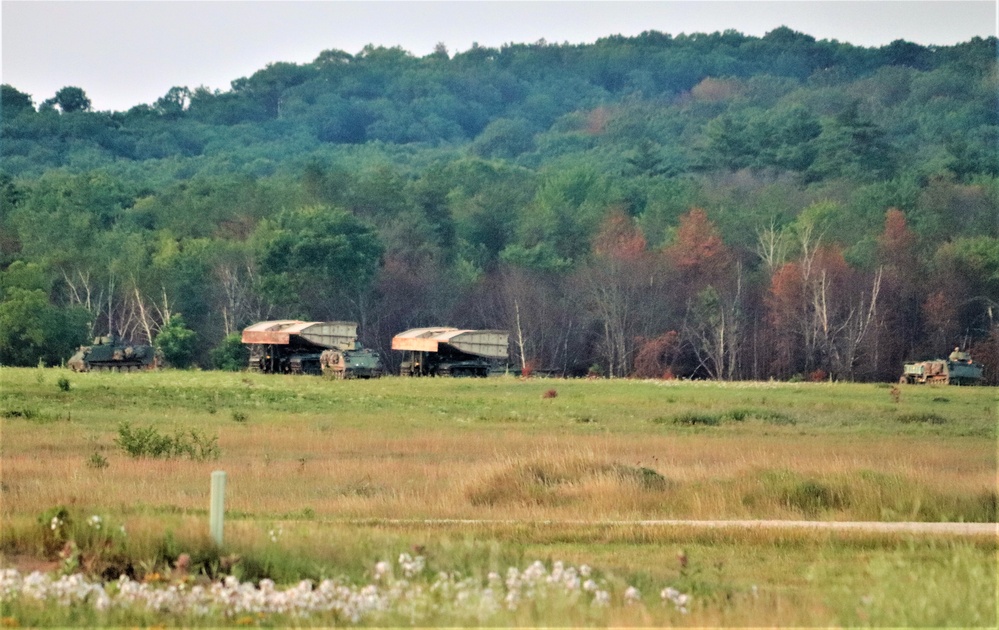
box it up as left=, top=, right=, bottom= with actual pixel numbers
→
left=155, top=314, right=197, bottom=368
left=0, top=281, right=89, bottom=366
left=256, top=205, right=383, bottom=319
left=41, top=87, right=92, bottom=113
left=470, top=118, right=535, bottom=159
left=1, top=84, right=35, bottom=117
left=210, top=332, right=249, bottom=371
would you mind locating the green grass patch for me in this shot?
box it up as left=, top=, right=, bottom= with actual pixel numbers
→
left=0, top=367, right=995, bottom=626
left=896, top=412, right=947, bottom=424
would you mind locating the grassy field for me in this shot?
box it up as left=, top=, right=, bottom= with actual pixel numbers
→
left=1, top=367, right=996, bottom=626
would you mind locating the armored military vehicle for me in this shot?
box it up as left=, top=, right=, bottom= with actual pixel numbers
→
left=242, top=320, right=383, bottom=377
left=900, top=348, right=983, bottom=385
left=67, top=336, right=159, bottom=372
left=392, top=327, right=509, bottom=377
left=319, top=345, right=383, bottom=379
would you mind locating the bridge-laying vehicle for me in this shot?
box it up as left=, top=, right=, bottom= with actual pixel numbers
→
left=392, top=327, right=509, bottom=377
left=242, top=320, right=382, bottom=378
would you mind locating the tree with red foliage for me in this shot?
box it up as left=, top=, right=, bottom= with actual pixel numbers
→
left=871, top=208, right=922, bottom=378
left=632, top=330, right=679, bottom=378
left=585, top=208, right=665, bottom=376
left=970, top=326, right=999, bottom=386
left=665, top=208, right=742, bottom=379
left=593, top=209, right=647, bottom=261
left=766, top=243, right=882, bottom=380
left=664, top=207, right=733, bottom=289
left=766, top=260, right=807, bottom=377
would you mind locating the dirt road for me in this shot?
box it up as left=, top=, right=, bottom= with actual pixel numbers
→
left=358, top=519, right=997, bottom=536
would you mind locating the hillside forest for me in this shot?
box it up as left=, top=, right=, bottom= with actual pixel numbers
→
left=1, top=28, right=997, bottom=382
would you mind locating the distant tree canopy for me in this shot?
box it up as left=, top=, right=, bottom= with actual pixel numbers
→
left=1, top=30, right=997, bottom=380
left=41, top=86, right=92, bottom=113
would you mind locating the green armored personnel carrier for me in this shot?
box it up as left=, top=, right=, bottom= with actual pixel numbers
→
left=319, top=344, right=383, bottom=379
left=67, top=336, right=159, bottom=372
left=900, top=349, right=983, bottom=385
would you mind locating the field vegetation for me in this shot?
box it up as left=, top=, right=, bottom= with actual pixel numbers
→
left=1, top=367, right=996, bottom=626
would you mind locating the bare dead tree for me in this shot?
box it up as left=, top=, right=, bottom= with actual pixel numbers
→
left=681, top=265, right=743, bottom=380
left=755, top=218, right=789, bottom=274
left=126, top=282, right=172, bottom=344
left=215, top=262, right=259, bottom=336
left=808, top=263, right=883, bottom=380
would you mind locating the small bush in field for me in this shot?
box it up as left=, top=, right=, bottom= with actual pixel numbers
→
left=897, top=413, right=947, bottom=425
left=57, top=376, right=71, bottom=392
left=673, top=413, right=720, bottom=426
left=2, top=406, right=47, bottom=422
left=521, top=361, right=535, bottom=379
left=115, top=421, right=219, bottom=461
left=86, top=452, right=109, bottom=470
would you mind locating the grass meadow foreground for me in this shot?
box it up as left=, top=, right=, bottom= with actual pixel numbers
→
left=0, top=367, right=996, bottom=626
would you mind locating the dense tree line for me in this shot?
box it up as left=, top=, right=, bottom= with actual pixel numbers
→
left=1, top=28, right=997, bottom=381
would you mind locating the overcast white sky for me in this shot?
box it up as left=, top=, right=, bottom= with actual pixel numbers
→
left=2, top=1, right=997, bottom=112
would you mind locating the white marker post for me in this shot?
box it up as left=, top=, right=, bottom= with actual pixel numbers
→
left=210, top=470, right=226, bottom=546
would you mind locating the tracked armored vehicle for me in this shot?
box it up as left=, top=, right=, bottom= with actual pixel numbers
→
left=900, top=349, right=983, bottom=385
left=67, top=336, right=159, bottom=372
left=242, top=320, right=383, bottom=378
left=319, top=346, right=383, bottom=379
left=392, top=327, right=509, bottom=377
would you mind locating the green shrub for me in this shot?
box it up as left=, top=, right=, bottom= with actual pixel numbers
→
left=155, top=314, right=197, bottom=369
left=211, top=332, right=249, bottom=371
left=751, top=470, right=850, bottom=516
left=115, top=421, right=219, bottom=461
left=1, top=406, right=49, bottom=422
left=86, top=452, right=109, bottom=470
left=673, top=413, right=720, bottom=426
left=783, top=479, right=847, bottom=514
left=759, top=410, right=796, bottom=425
left=896, top=413, right=947, bottom=424
left=57, top=376, right=71, bottom=392
left=725, top=409, right=749, bottom=421
left=613, top=464, right=672, bottom=491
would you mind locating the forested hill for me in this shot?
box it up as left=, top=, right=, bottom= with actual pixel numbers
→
left=1, top=28, right=997, bottom=382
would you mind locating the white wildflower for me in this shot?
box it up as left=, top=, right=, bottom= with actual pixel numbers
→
left=661, top=586, right=691, bottom=614
left=0, top=559, right=693, bottom=624
left=624, top=585, right=641, bottom=604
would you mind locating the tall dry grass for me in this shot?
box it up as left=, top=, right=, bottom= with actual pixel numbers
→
left=4, top=422, right=994, bottom=523
left=3, top=367, right=995, bottom=524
